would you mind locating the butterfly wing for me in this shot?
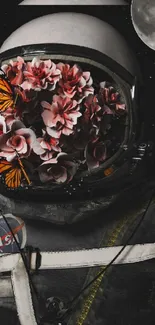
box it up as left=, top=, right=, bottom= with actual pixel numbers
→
left=5, top=168, right=22, bottom=188
left=0, top=77, right=14, bottom=112
left=0, top=160, right=22, bottom=188
left=0, top=160, right=13, bottom=173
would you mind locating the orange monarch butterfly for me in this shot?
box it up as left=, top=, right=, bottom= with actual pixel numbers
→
left=0, top=156, right=31, bottom=189
left=0, top=68, right=19, bottom=113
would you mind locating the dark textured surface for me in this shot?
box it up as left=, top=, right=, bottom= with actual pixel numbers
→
left=0, top=184, right=155, bottom=324
left=81, top=203, right=155, bottom=325
left=0, top=191, right=117, bottom=224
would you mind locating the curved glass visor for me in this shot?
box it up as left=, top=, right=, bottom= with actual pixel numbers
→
left=0, top=44, right=139, bottom=202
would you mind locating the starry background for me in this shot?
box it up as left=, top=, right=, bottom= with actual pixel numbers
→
left=0, top=4, right=155, bottom=136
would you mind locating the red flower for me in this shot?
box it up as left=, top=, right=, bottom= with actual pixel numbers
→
left=84, top=137, right=107, bottom=170
left=99, top=82, right=126, bottom=114
left=41, top=95, right=82, bottom=138
left=37, top=131, right=61, bottom=161
left=2, top=56, right=25, bottom=86
left=21, top=57, right=61, bottom=91
left=38, top=153, right=77, bottom=184
left=57, top=63, right=94, bottom=102
left=83, top=94, right=102, bottom=125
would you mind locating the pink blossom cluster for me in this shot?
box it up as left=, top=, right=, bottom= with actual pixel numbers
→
left=0, top=57, right=126, bottom=185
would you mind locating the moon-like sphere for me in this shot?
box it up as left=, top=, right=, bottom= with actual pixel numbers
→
left=131, top=0, right=155, bottom=50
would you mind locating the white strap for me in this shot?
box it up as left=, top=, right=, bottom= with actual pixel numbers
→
left=0, top=243, right=155, bottom=272
left=33, top=243, right=155, bottom=269
left=0, top=253, right=20, bottom=272
left=11, top=258, right=37, bottom=325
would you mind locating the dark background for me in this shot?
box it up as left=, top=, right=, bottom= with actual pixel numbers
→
left=1, top=4, right=155, bottom=134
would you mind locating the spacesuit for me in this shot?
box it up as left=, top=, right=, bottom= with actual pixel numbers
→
left=0, top=10, right=155, bottom=325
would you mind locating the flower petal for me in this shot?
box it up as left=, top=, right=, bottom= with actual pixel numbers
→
left=46, top=127, right=61, bottom=139
left=62, top=127, right=74, bottom=136
left=0, top=133, right=11, bottom=151
left=0, top=151, right=17, bottom=162
left=42, top=110, right=56, bottom=127
left=33, top=140, right=45, bottom=155
left=41, top=101, right=52, bottom=110
left=54, top=166, right=67, bottom=183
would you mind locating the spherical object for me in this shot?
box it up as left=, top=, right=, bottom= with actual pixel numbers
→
left=0, top=214, right=27, bottom=253
left=131, top=0, right=155, bottom=50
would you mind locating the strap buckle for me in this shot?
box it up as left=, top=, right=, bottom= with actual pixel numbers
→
left=22, top=245, right=41, bottom=273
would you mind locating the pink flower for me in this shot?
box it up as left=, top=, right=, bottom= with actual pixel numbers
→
left=38, top=153, right=77, bottom=184
left=83, top=94, right=102, bottom=125
left=57, top=63, right=94, bottom=102
left=0, top=115, right=7, bottom=135
left=84, top=137, right=107, bottom=170
left=21, top=57, right=61, bottom=91
left=2, top=56, right=25, bottom=86
left=37, top=131, right=61, bottom=161
left=1, top=108, right=19, bottom=130
left=99, top=82, right=126, bottom=114
left=41, top=95, right=82, bottom=138
left=0, top=121, right=44, bottom=162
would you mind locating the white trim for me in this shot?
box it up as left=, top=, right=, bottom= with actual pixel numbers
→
left=0, top=243, right=155, bottom=272
left=11, top=258, right=37, bottom=325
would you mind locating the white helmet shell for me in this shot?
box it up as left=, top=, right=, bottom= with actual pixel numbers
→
left=0, top=12, right=139, bottom=78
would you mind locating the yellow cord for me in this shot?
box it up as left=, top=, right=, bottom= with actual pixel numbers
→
left=76, top=211, right=140, bottom=325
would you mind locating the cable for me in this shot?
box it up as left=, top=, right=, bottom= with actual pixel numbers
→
left=0, top=210, right=42, bottom=323
left=59, top=188, right=155, bottom=322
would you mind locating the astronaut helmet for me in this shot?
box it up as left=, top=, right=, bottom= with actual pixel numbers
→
left=0, top=10, right=152, bottom=223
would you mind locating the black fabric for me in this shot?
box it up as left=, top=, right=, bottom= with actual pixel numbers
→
left=78, top=203, right=155, bottom=325
left=0, top=183, right=155, bottom=324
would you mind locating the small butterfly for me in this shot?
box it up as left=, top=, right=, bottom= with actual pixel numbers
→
left=0, top=68, right=26, bottom=113
left=0, top=157, right=31, bottom=189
